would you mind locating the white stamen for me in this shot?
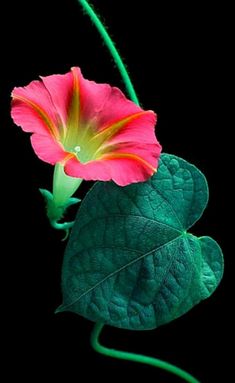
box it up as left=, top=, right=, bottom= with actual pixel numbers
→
left=75, top=145, right=81, bottom=153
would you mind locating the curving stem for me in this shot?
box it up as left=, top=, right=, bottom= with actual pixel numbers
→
left=91, top=323, right=200, bottom=383
left=78, top=0, right=140, bottom=106
left=78, top=2, right=200, bottom=381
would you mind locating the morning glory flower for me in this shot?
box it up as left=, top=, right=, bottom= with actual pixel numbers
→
left=11, top=67, right=161, bottom=186
left=11, top=67, right=161, bottom=230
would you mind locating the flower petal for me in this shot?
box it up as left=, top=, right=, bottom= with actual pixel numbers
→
left=11, top=80, right=59, bottom=139
left=76, top=69, right=111, bottom=124
left=64, top=141, right=161, bottom=186
left=99, top=142, right=161, bottom=170
left=30, top=134, right=68, bottom=165
left=65, top=157, right=111, bottom=181
left=91, top=110, right=157, bottom=150
left=108, top=110, right=157, bottom=144
left=92, top=87, right=143, bottom=131
left=76, top=68, right=142, bottom=129
left=41, top=71, right=74, bottom=129
left=102, top=156, right=156, bottom=186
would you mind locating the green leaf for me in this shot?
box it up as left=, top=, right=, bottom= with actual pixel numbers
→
left=57, top=154, right=224, bottom=330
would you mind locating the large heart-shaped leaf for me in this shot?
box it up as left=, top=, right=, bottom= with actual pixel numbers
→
left=57, top=154, right=224, bottom=330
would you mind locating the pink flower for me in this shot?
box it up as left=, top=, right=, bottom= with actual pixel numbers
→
left=11, top=67, right=161, bottom=186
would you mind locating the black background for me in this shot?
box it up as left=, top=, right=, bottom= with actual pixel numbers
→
left=1, top=0, right=231, bottom=382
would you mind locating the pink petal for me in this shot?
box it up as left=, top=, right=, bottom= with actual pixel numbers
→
left=11, top=80, right=59, bottom=138
left=30, top=134, right=68, bottom=165
left=101, top=142, right=162, bottom=170
left=65, top=157, right=111, bottom=181
left=102, top=157, right=155, bottom=186
left=110, top=111, right=157, bottom=144
left=92, top=110, right=157, bottom=149
left=76, top=67, right=142, bottom=129
left=41, top=71, right=74, bottom=128
left=64, top=144, right=160, bottom=186
left=92, top=87, right=143, bottom=131
left=76, top=69, right=111, bottom=124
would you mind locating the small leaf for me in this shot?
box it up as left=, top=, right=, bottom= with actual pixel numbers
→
left=57, top=154, right=224, bottom=330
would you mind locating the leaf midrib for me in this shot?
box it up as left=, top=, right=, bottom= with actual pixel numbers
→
left=61, top=234, right=184, bottom=311
left=74, top=213, right=183, bottom=234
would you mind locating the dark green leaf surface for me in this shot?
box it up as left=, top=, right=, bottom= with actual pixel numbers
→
left=57, top=154, right=224, bottom=330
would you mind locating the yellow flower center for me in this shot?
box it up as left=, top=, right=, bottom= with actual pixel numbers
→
left=62, top=122, right=104, bottom=164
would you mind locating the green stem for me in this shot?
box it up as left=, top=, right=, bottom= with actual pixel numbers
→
left=78, top=0, right=140, bottom=106
left=80, top=2, right=199, bottom=382
left=91, top=323, right=200, bottom=383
